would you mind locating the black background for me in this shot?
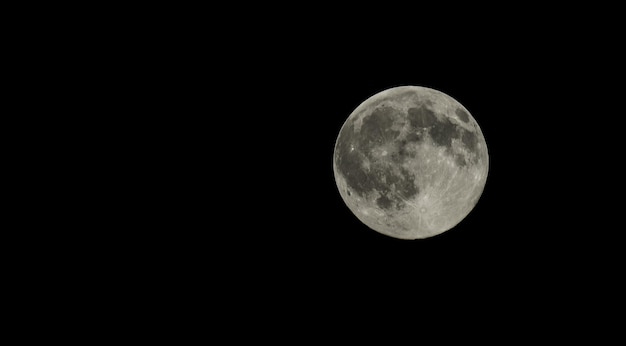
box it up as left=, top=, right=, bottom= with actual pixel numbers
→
left=59, top=7, right=624, bottom=339
left=10, top=4, right=625, bottom=342
left=154, top=20, right=623, bottom=326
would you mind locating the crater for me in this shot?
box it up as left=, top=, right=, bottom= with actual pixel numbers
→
left=454, top=153, right=467, bottom=167
left=456, top=108, right=470, bottom=122
left=376, top=194, right=393, bottom=209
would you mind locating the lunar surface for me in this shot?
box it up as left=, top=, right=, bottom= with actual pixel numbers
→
left=333, top=86, right=488, bottom=239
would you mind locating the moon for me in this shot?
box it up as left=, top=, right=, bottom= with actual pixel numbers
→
left=333, top=86, right=489, bottom=239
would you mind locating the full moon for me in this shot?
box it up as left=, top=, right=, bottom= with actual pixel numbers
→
left=333, top=86, right=489, bottom=239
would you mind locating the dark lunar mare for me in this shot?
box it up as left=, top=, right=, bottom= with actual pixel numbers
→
left=336, top=107, right=420, bottom=210
left=428, top=116, right=459, bottom=148
left=405, top=104, right=481, bottom=165
left=407, top=105, right=463, bottom=150
left=405, top=132, right=421, bottom=142
left=460, top=129, right=478, bottom=154
left=359, top=106, right=400, bottom=149
left=408, top=106, right=437, bottom=128
left=335, top=119, right=374, bottom=195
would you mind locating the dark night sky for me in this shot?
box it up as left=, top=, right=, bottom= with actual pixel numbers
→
left=26, top=5, right=623, bottom=341
left=189, top=36, right=615, bottom=298
left=120, top=12, right=623, bottom=335
left=167, top=26, right=612, bottom=266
